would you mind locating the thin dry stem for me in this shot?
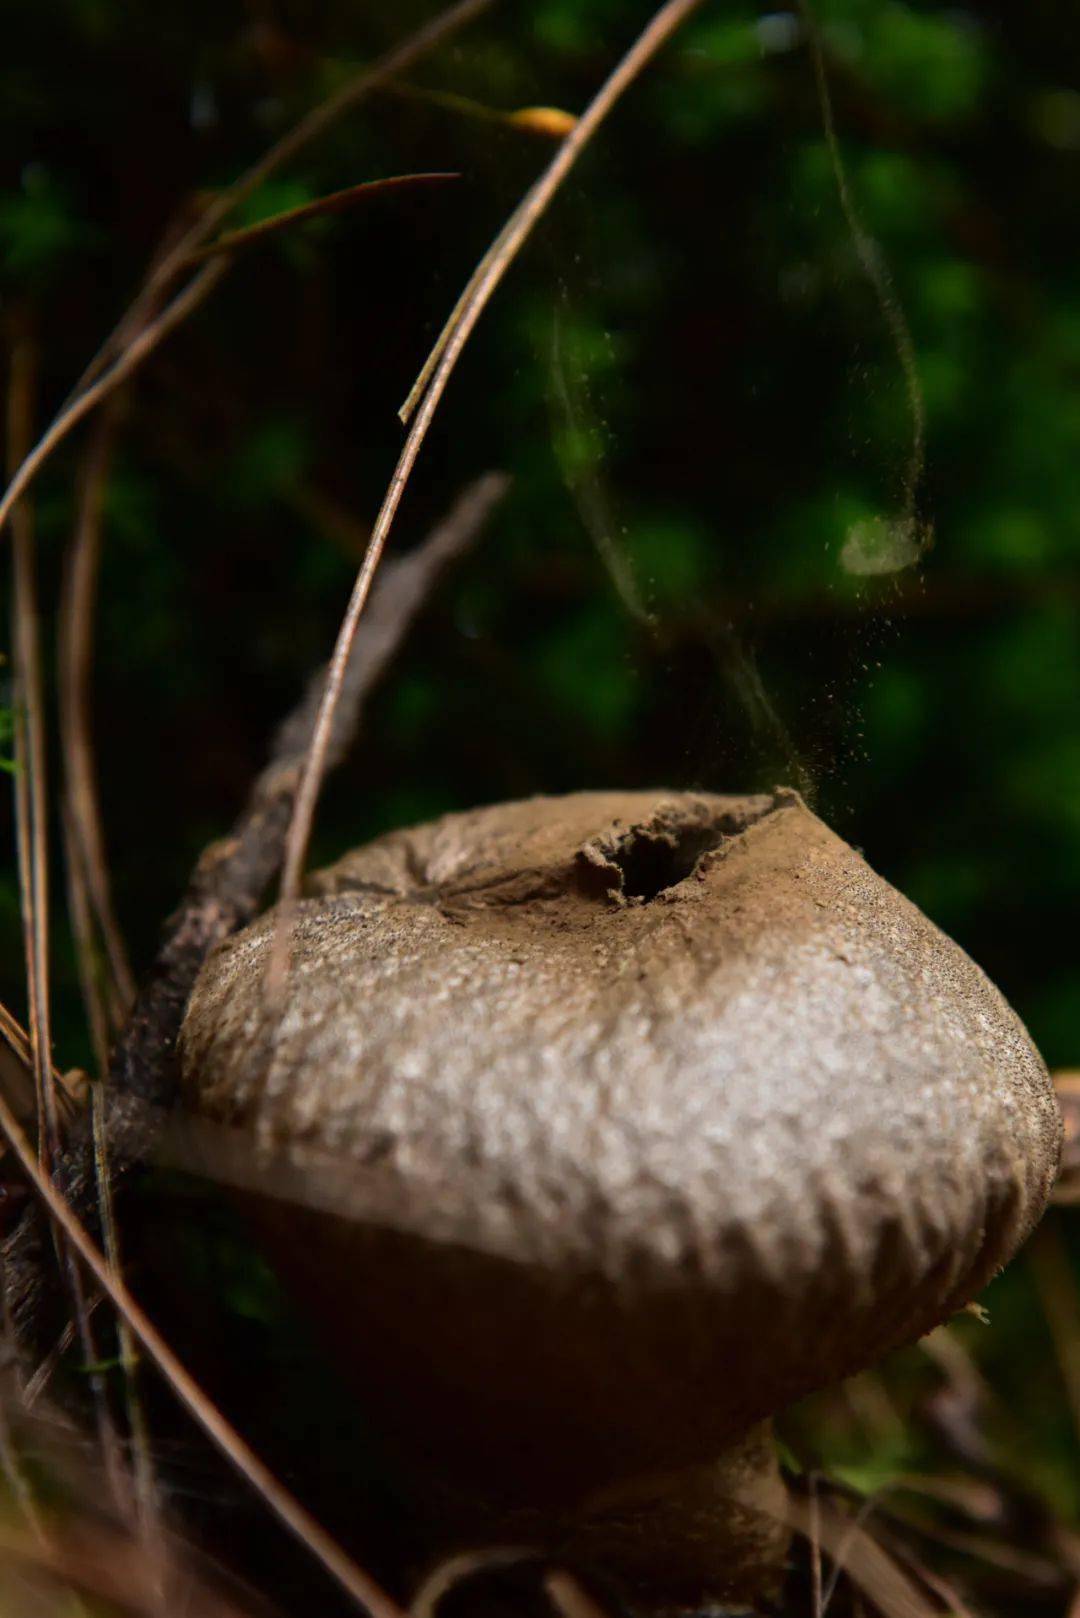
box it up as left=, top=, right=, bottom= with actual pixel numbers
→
left=5, top=325, right=61, bottom=1167
left=788, top=1493, right=938, bottom=1618
left=182, top=172, right=459, bottom=265
left=22, top=1318, right=79, bottom=1410
left=6, top=321, right=132, bottom=1525
left=0, top=260, right=227, bottom=545
left=883, top=1538, right=976, bottom=1618
left=277, top=0, right=708, bottom=925
left=144, top=0, right=492, bottom=293
left=410, top=1547, right=535, bottom=1618
left=37, top=0, right=494, bottom=454
left=819, top=1488, right=883, bottom=1615
left=544, top=1570, right=615, bottom=1618
left=0, top=2, right=493, bottom=553
left=0, top=1392, right=49, bottom=1551
left=62, top=805, right=112, bottom=1078
left=91, top=1084, right=165, bottom=1599
left=809, top=1472, right=824, bottom=1617
left=59, top=399, right=136, bottom=1026
left=1028, top=1218, right=1080, bottom=1443
left=0, top=1001, right=74, bottom=1116
left=0, top=1516, right=254, bottom=1618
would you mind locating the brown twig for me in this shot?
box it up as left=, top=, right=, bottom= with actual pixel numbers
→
left=181, top=172, right=460, bottom=265
left=0, top=0, right=494, bottom=540
left=276, top=0, right=707, bottom=921
left=110, top=469, right=506, bottom=1109
left=140, top=0, right=491, bottom=296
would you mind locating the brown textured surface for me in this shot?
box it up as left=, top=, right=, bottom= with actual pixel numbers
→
left=179, top=789, right=1060, bottom=1514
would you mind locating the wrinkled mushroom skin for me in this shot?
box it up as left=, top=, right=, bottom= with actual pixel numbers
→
left=180, top=790, right=1061, bottom=1612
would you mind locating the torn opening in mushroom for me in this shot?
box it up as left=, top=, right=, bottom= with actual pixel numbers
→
left=572, top=795, right=776, bottom=907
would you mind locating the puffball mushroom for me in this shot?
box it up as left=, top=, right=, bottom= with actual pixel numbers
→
left=179, top=789, right=1061, bottom=1614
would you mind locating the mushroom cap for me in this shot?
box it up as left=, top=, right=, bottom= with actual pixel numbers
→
left=179, top=790, right=1060, bottom=1505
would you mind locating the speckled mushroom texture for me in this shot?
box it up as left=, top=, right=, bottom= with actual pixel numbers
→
left=179, top=788, right=1060, bottom=1594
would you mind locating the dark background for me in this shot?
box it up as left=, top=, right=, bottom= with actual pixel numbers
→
left=2, top=1, right=1079, bottom=1609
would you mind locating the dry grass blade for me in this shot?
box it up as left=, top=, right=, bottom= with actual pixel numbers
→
left=5, top=322, right=62, bottom=1167
left=6, top=320, right=133, bottom=1524
left=0, top=1394, right=49, bottom=1552
left=397, top=206, right=516, bottom=425
left=819, top=1488, right=883, bottom=1615
left=277, top=0, right=708, bottom=914
left=59, top=399, right=136, bottom=1030
left=7, top=344, right=130, bottom=1546
left=91, top=1083, right=164, bottom=1585
left=883, top=1538, right=977, bottom=1618
left=1052, top=1070, right=1080, bottom=1203
left=0, top=1086, right=403, bottom=1618
left=183, top=172, right=460, bottom=264
left=544, top=1570, right=615, bottom=1618
left=22, top=1318, right=80, bottom=1410
left=0, top=1516, right=257, bottom=1618
left=809, top=1471, right=824, bottom=1616
left=64, top=0, right=493, bottom=408
left=1028, top=1216, right=1080, bottom=1442
left=409, top=1547, right=535, bottom=1618
left=788, top=1492, right=940, bottom=1618
left=62, top=806, right=113, bottom=1078
left=0, top=260, right=226, bottom=547
left=63, top=416, right=163, bottom=1595
left=154, top=0, right=492, bottom=275
left=0, top=0, right=493, bottom=548
left=0, top=1001, right=75, bottom=1116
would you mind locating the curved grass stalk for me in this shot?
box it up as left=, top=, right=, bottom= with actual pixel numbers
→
left=278, top=0, right=709, bottom=918
left=0, top=0, right=494, bottom=548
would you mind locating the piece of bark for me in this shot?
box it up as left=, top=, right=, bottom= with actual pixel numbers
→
left=2, top=471, right=508, bottom=1350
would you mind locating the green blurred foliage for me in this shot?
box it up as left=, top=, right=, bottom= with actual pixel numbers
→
left=1, top=0, right=1079, bottom=1603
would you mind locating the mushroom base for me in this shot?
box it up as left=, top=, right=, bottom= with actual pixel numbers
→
left=554, top=1422, right=789, bottom=1615
left=222, top=1182, right=793, bottom=1611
